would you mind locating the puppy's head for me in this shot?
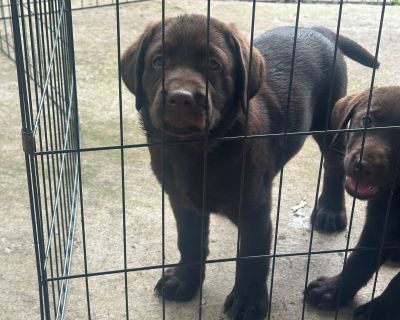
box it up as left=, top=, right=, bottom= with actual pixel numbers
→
left=121, top=14, right=265, bottom=138
left=331, top=87, right=400, bottom=200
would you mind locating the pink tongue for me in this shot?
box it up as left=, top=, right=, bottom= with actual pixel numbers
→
left=347, top=176, right=372, bottom=194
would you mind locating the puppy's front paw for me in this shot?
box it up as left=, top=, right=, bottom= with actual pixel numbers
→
left=224, top=286, right=268, bottom=320
left=154, top=267, right=201, bottom=302
left=305, top=276, right=349, bottom=310
left=311, top=206, right=347, bottom=233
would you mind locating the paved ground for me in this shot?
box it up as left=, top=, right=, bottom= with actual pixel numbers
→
left=1, top=1, right=400, bottom=319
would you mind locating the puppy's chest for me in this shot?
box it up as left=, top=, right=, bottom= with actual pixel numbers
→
left=165, top=154, right=243, bottom=212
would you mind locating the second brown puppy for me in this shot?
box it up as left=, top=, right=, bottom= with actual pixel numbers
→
left=306, top=86, right=400, bottom=320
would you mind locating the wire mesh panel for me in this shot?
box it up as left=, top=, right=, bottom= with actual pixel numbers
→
left=9, top=0, right=400, bottom=319
left=11, top=0, right=81, bottom=318
left=0, top=0, right=13, bottom=60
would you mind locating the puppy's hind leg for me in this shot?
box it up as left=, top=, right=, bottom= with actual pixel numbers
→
left=311, top=56, right=348, bottom=233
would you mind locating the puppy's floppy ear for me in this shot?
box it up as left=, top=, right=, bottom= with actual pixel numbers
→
left=121, top=23, right=158, bottom=111
left=330, top=93, right=363, bottom=147
left=331, top=94, right=361, bottom=130
left=229, top=26, right=266, bottom=113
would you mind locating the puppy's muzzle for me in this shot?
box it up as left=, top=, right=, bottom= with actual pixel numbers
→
left=164, top=89, right=206, bottom=134
left=344, top=148, right=389, bottom=199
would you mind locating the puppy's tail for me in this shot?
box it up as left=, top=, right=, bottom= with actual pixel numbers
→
left=311, top=26, right=379, bottom=69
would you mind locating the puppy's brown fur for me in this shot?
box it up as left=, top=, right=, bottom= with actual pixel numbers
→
left=122, top=14, right=377, bottom=319
left=306, top=87, right=400, bottom=320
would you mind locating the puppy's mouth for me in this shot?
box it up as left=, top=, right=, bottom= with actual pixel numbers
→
left=345, top=176, right=379, bottom=200
left=162, top=112, right=207, bottom=138
left=163, top=123, right=204, bottom=138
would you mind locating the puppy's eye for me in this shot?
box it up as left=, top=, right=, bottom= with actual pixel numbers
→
left=361, top=115, right=372, bottom=128
left=208, top=58, right=222, bottom=71
left=152, top=55, right=163, bottom=68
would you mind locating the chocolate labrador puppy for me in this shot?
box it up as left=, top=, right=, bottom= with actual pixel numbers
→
left=121, top=14, right=378, bottom=319
left=306, top=87, right=400, bottom=320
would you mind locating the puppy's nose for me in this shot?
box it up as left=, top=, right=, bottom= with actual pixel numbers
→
left=167, top=90, right=194, bottom=108
left=353, top=159, right=373, bottom=176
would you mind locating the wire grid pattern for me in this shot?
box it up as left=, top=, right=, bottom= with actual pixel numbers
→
left=1, top=0, right=398, bottom=61
left=11, top=0, right=81, bottom=318
left=10, top=0, right=400, bottom=319
left=1, top=0, right=398, bottom=65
